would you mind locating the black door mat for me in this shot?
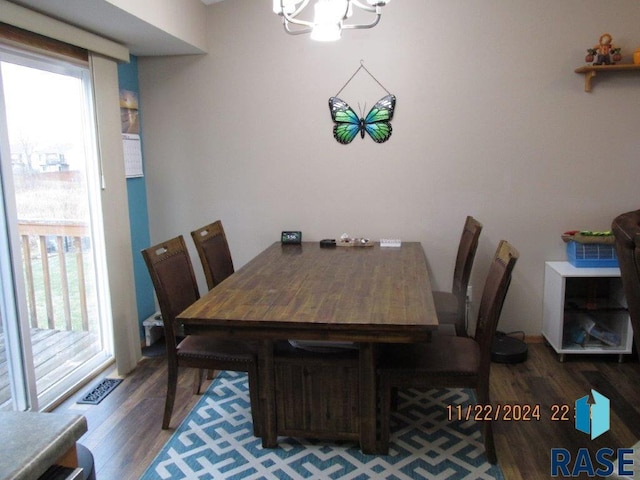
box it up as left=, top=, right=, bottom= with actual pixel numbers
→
left=77, top=378, right=122, bottom=405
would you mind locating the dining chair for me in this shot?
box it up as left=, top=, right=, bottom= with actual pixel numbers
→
left=432, top=215, right=483, bottom=336
left=377, top=240, right=519, bottom=463
left=190, top=220, right=235, bottom=291
left=612, top=209, right=640, bottom=362
left=141, top=235, right=261, bottom=433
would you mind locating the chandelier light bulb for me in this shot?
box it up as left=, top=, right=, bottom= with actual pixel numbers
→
left=310, top=1, right=343, bottom=41
left=310, top=22, right=342, bottom=41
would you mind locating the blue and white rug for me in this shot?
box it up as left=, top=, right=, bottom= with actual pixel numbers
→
left=141, top=371, right=504, bottom=480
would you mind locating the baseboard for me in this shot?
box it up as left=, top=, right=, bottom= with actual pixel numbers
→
left=524, top=335, right=544, bottom=343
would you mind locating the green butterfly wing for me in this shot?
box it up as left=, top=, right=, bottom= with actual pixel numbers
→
left=329, top=96, right=361, bottom=144
left=365, top=94, right=396, bottom=123
left=334, top=123, right=361, bottom=144
left=365, top=122, right=393, bottom=143
left=363, top=94, right=395, bottom=143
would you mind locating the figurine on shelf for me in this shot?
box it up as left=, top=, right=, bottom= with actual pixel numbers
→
left=585, top=33, right=622, bottom=65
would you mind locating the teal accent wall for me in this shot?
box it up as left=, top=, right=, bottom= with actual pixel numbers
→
left=118, top=55, right=155, bottom=339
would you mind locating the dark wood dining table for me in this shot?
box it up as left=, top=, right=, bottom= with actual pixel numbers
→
left=178, top=241, right=437, bottom=454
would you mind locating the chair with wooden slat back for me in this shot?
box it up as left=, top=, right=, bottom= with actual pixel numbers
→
left=141, top=235, right=261, bottom=433
left=377, top=240, right=518, bottom=462
left=190, top=220, right=235, bottom=291
left=612, top=209, right=640, bottom=363
left=431, top=216, right=483, bottom=336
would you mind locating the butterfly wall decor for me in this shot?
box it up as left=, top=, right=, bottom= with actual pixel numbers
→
left=329, top=94, right=396, bottom=144
left=328, top=61, right=396, bottom=145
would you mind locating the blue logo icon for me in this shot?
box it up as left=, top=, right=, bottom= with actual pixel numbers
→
left=575, top=389, right=609, bottom=439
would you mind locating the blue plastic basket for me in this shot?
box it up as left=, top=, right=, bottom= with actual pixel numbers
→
left=566, top=241, right=618, bottom=268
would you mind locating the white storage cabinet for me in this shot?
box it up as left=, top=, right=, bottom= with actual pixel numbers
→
left=542, top=261, right=633, bottom=362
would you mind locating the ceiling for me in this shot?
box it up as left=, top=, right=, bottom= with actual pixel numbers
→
left=9, top=0, right=225, bottom=56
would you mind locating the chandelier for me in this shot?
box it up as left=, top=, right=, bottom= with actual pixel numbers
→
left=272, top=0, right=391, bottom=42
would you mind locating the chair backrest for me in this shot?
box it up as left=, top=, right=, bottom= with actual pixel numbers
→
left=190, top=220, right=235, bottom=290
left=451, top=216, right=483, bottom=306
left=473, top=240, right=519, bottom=375
left=141, top=236, right=200, bottom=355
left=612, top=210, right=640, bottom=362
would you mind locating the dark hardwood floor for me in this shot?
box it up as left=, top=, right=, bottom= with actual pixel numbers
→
left=56, top=343, right=640, bottom=480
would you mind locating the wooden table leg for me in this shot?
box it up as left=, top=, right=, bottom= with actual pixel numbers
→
left=259, top=339, right=278, bottom=448
left=359, top=342, right=380, bottom=454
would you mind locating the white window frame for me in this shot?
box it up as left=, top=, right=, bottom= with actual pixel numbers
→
left=0, top=45, right=114, bottom=411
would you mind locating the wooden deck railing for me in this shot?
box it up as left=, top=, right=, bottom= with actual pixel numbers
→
left=17, top=221, right=91, bottom=332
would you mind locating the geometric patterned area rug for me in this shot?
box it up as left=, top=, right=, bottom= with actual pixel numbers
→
left=140, top=371, right=504, bottom=480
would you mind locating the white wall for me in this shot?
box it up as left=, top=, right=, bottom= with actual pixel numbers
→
left=138, top=0, right=640, bottom=336
left=106, top=0, right=208, bottom=53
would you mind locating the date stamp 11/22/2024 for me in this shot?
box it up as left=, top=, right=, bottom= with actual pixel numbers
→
left=446, top=403, right=573, bottom=422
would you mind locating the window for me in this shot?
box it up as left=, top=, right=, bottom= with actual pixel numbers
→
left=0, top=45, right=113, bottom=411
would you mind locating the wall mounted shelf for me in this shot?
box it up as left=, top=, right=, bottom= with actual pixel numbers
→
left=575, top=64, right=640, bottom=92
